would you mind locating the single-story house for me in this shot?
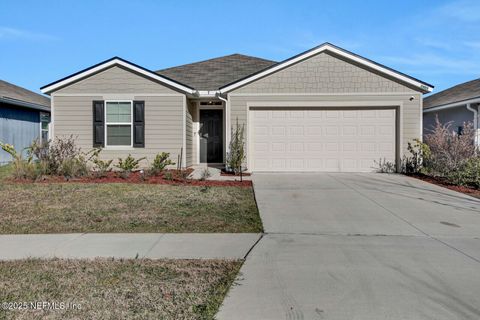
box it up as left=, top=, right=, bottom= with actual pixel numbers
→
left=423, top=78, right=480, bottom=145
left=1, top=80, right=51, bottom=164
left=40, top=43, right=433, bottom=172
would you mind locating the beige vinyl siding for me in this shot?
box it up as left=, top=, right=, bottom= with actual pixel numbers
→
left=227, top=52, right=423, bottom=170
left=233, top=52, right=416, bottom=94
left=56, top=66, right=180, bottom=95
left=53, top=94, right=184, bottom=168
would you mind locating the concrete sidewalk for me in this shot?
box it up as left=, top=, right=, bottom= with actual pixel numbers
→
left=0, top=233, right=261, bottom=260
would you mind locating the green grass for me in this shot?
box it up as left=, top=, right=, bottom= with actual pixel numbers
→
left=0, top=183, right=262, bottom=234
left=0, top=258, right=242, bottom=320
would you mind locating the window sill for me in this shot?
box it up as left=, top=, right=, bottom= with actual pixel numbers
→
left=103, top=146, right=136, bottom=151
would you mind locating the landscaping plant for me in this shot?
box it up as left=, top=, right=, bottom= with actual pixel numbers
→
left=401, top=139, right=431, bottom=174
left=45, top=135, right=86, bottom=175
left=116, top=154, right=146, bottom=178
left=0, top=142, right=39, bottom=180
left=226, top=118, right=246, bottom=177
left=445, top=157, right=480, bottom=188
left=424, top=117, right=477, bottom=182
left=89, top=148, right=113, bottom=177
left=373, top=158, right=396, bottom=173
left=150, top=152, right=175, bottom=175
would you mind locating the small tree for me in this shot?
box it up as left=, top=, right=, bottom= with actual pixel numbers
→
left=227, top=118, right=246, bottom=179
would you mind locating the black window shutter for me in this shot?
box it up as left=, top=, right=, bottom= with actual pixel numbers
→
left=133, top=101, right=145, bottom=148
left=92, top=100, right=105, bottom=147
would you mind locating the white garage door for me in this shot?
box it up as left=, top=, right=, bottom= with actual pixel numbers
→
left=250, top=108, right=396, bottom=172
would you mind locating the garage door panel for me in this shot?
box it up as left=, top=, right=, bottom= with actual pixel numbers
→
left=250, top=108, right=396, bottom=172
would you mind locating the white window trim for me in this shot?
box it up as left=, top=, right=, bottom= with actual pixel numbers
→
left=104, top=100, right=134, bottom=149
left=39, top=112, right=50, bottom=143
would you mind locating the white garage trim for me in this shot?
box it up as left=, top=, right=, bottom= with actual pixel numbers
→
left=246, top=101, right=403, bottom=172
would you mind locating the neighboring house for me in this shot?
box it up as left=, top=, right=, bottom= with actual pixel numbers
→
left=41, top=43, right=433, bottom=172
left=0, top=80, right=51, bottom=164
left=423, top=78, right=480, bottom=145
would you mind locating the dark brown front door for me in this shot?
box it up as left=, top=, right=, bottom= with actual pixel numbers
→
left=200, top=110, right=223, bottom=163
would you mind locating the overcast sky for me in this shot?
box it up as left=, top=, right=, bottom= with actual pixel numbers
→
left=1, top=0, right=479, bottom=95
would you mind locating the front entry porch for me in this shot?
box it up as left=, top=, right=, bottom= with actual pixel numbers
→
left=190, top=100, right=226, bottom=166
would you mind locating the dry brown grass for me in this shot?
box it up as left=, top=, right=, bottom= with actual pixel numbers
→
left=0, top=183, right=262, bottom=234
left=0, top=258, right=241, bottom=319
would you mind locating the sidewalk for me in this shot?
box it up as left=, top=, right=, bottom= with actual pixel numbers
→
left=0, top=233, right=261, bottom=260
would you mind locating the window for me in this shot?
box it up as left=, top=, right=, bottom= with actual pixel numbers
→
left=457, top=126, right=464, bottom=136
left=40, top=112, right=50, bottom=143
left=105, top=101, right=132, bottom=147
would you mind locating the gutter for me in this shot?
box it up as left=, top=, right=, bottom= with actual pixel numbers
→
left=423, top=96, right=480, bottom=113
left=0, top=96, right=51, bottom=112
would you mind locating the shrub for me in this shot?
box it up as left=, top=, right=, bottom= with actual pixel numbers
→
left=116, top=154, right=145, bottom=178
left=47, top=136, right=84, bottom=175
left=150, top=152, right=175, bottom=175
left=28, top=139, right=50, bottom=164
left=58, top=157, right=88, bottom=179
left=1, top=137, right=90, bottom=180
left=445, top=157, right=480, bottom=188
left=424, top=117, right=476, bottom=177
left=226, top=118, right=246, bottom=175
left=373, top=158, right=396, bottom=173
left=401, top=139, right=431, bottom=174
left=88, top=149, right=113, bottom=177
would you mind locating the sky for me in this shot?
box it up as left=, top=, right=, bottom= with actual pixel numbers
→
left=1, top=0, right=479, bottom=96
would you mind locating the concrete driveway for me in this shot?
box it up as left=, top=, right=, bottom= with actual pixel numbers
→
left=217, top=173, right=480, bottom=320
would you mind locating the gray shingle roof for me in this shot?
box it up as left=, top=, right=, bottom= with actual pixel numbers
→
left=156, top=54, right=277, bottom=91
left=424, top=78, right=480, bottom=109
left=0, top=80, right=50, bottom=111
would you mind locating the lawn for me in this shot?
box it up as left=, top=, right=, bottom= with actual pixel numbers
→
left=0, top=182, right=262, bottom=234
left=0, top=258, right=241, bottom=319
left=0, top=164, right=12, bottom=181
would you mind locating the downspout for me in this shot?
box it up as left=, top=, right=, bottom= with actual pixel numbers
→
left=216, top=92, right=229, bottom=165
left=466, top=103, right=479, bottom=147
left=216, top=92, right=228, bottom=104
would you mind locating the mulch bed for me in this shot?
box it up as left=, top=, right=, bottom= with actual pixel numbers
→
left=220, top=171, right=251, bottom=177
left=8, top=170, right=252, bottom=187
left=409, top=173, right=480, bottom=199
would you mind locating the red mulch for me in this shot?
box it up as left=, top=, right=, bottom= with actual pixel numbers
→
left=8, top=170, right=252, bottom=187
left=409, top=173, right=480, bottom=199
left=220, top=171, right=251, bottom=177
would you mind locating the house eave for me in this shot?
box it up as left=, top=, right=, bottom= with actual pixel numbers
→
left=41, top=57, right=196, bottom=95
left=423, top=96, right=480, bottom=113
left=0, top=96, right=50, bottom=112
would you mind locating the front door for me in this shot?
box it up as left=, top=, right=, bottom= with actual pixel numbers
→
left=200, top=110, right=223, bottom=163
